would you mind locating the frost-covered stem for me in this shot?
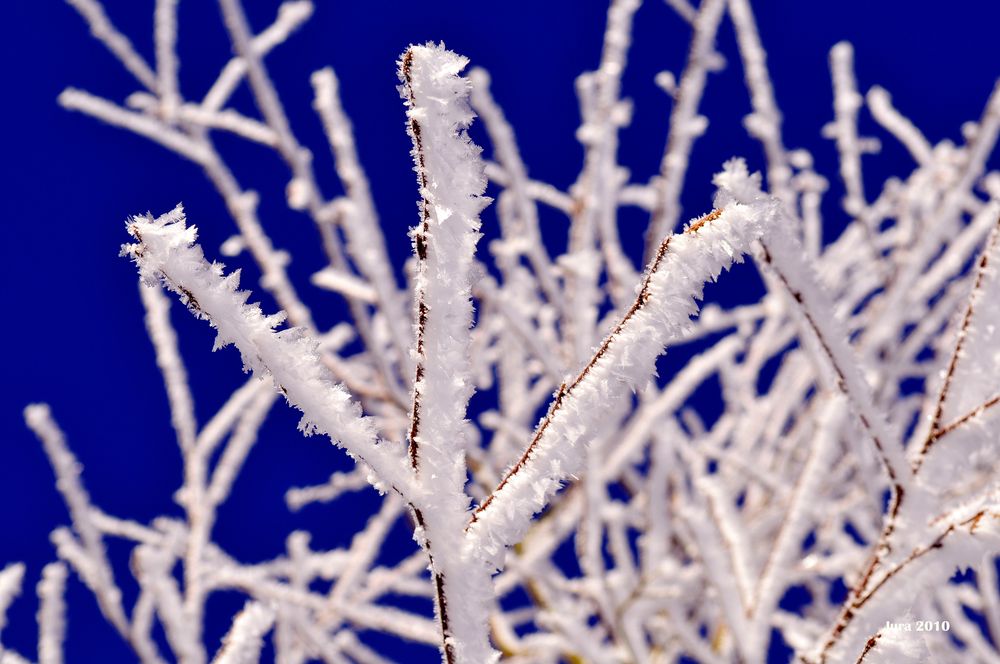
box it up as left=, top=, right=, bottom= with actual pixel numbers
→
left=858, top=82, right=1000, bottom=360
left=760, top=229, right=908, bottom=504
left=154, top=0, right=180, bottom=118
left=0, top=563, right=25, bottom=640
left=748, top=397, right=846, bottom=655
left=683, top=467, right=753, bottom=658
left=563, top=181, right=602, bottom=366
left=399, top=43, right=495, bottom=664
left=579, top=436, right=618, bottom=653
left=182, top=460, right=210, bottom=645
left=140, top=282, right=197, bottom=453
left=23, top=405, right=130, bottom=636
left=644, top=0, right=726, bottom=263
left=122, top=207, right=414, bottom=497
left=128, top=99, right=278, bottom=146
left=129, top=590, right=164, bottom=664
left=723, top=161, right=912, bottom=502
left=217, top=0, right=411, bottom=383
left=196, top=378, right=271, bottom=458
left=58, top=89, right=211, bottom=163
left=313, top=207, right=408, bottom=410
left=724, top=170, right=926, bottom=654
left=476, top=278, right=565, bottom=383
left=797, top=159, right=827, bottom=258
left=603, top=336, right=741, bottom=479
left=852, top=633, right=881, bottom=664
left=215, top=0, right=331, bottom=234
left=134, top=540, right=200, bottom=664
left=273, top=534, right=309, bottom=664
left=641, top=428, right=672, bottom=571
left=197, top=134, right=316, bottom=332
left=468, top=68, right=562, bottom=312
left=759, top=234, right=908, bottom=486
left=664, top=0, right=698, bottom=23
left=866, top=86, right=933, bottom=166
left=311, top=68, right=412, bottom=381
left=482, top=163, right=575, bottom=213
left=328, top=495, right=405, bottom=610
left=285, top=468, right=368, bottom=511
left=217, top=0, right=302, bottom=180
left=913, top=214, right=1000, bottom=470
left=907, top=201, right=1000, bottom=307
left=36, top=562, right=67, bottom=664
left=399, top=43, right=481, bottom=474
left=758, top=232, right=913, bottom=535
left=582, top=0, right=642, bottom=307
left=726, top=0, right=794, bottom=209
left=955, top=78, right=1000, bottom=196
left=469, top=198, right=775, bottom=561
left=563, top=63, right=610, bottom=366
left=934, top=397, right=1000, bottom=444
left=64, top=0, right=157, bottom=90
left=811, top=509, right=1000, bottom=662
left=217, top=573, right=441, bottom=645
left=56, top=89, right=317, bottom=333
left=567, top=0, right=646, bottom=361
left=211, top=603, right=275, bottom=664
left=202, top=1, right=314, bottom=113
left=206, top=387, right=278, bottom=507
left=828, top=42, right=867, bottom=217
left=980, top=556, right=1000, bottom=649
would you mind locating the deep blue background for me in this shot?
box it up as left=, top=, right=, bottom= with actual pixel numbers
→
left=1, top=1, right=998, bottom=661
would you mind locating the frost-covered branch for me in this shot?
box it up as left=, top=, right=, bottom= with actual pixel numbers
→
left=64, top=0, right=156, bottom=90
left=644, top=0, right=726, bottom=262
left=36, top=562, right=67, bottom=664
left=121, top=207, right=414, bottom=498
left=913, top=213, right=1000, bottom=472
left=398, top=42, right=495, bottom=664
left=24, top=405, right=129, bottom=638
left=210, top=602, right=275, bottom=664
left=468, top=197, right=776, bottom=562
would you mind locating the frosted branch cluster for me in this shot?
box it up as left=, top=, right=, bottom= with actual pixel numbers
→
left=7, top=0, right=1000, bottom=662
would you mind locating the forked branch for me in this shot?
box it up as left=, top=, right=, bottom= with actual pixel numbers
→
left=467, top=184, right=778, bottom=563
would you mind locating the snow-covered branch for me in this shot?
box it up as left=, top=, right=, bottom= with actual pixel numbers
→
left=468, top=194, right=776, bottom=563
left=398, top=42, right=495, bottom=664
left=121, top=207, right=414, bottom=498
